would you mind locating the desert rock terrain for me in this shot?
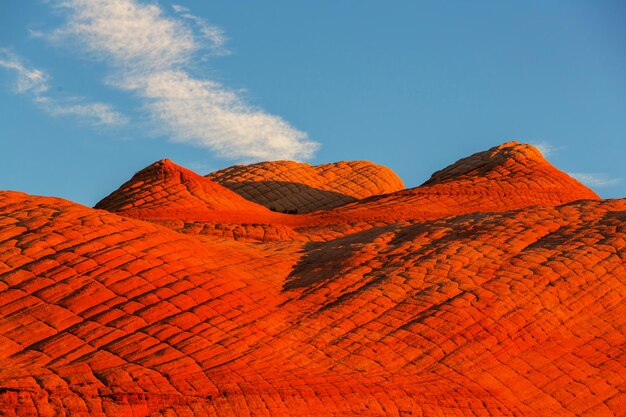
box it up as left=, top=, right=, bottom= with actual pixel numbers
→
left=0, top=142, right=623, bottom=416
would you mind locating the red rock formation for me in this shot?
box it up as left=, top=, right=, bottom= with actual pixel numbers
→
left=207, top=160, right=404, bottom=213
left=95, top=142, right=599, bottom=243
left=1, top=142, right=623, bottom=416
left=95, top=159, right=301, bottom=242
left=95, top=158, right=273, bottom=219
left=297, top=141, right=601, bottom=240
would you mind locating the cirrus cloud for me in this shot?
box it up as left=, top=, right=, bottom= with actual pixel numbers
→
left=568, top=172, right=622, bottom=188
left=0, top=48, right=49, bottom=94
left=0, top=48, right=127, bottom=127
left=48, top=0, right=318, bottom=161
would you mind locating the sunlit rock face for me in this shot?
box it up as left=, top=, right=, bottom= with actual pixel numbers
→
left=207, top=160, right=405, bottom=214
left=1, top=143, right=623, bottom=417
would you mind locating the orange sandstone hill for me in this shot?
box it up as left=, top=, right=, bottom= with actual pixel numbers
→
left=206, top=160, right=405, bottom=213
left=95, top=158, right=273, bottom=219
left=95, top=142, right=599, bottom=242
left=94, top=159, right=300, bottom=241
left=0, top=142, right=624, bottom=417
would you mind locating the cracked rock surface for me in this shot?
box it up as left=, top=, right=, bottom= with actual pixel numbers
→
left=0, top=142, right=623, bottom=416
left=207, top=160, right=405, bottom=214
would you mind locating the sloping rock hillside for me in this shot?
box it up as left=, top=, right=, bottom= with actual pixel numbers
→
left=0, top=142, right=623, bottom=417
left=207, top=160, right=404, bottom=213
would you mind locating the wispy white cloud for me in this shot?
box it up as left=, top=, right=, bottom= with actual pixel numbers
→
left=0, top=48, right=127, bottom=126
left=36, top=96, right=128, bottom=126
left=172, top=3, right=229, bottom=56
left=50, top=0, right=196, bottom=71
left=48, top=0, right=318, bottom=161
left=0, top=49, right=49, bottom=94
left=568, top=172, right=622, bottom=188
left=28, top=28, right=46, bottom=40
left=530, top=141, right=563, bottom=158
left=171, top=4, right=189, bottom=14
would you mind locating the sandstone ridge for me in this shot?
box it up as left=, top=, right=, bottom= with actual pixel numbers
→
left=0, top=142, right=623, bottom=417
left=424, top=141, right=548, bottom=185
left=420, top=141, right=598, bottom=201
left=94, top=143, right=599, bottom=242
left=95, top=158, right=271, bottom=216
left=207, top=160, right=405, bottom=213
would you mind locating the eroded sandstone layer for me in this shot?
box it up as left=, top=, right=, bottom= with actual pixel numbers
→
left=0, top=142, right=623, bottom=417
left=206, top=160, right=405, bottom=213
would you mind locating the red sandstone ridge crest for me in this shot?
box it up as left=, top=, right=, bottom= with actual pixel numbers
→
left=95, top=158, right=272, bottom=218
left=94, top=158, right=304, bottom=241
left=306, top=142, right=600, bottom=236
left=207, top=160, right=405, bottom=213
left=93, top=143, right=601, bottom=243
left=1, top=142, right=623, bottom=416
left=424, top=141, right=548, bottom=185
left=421, top=141, right=599, bottom=202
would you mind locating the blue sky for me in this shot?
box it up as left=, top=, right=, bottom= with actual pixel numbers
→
left=1, top=0, right=625, bottom=206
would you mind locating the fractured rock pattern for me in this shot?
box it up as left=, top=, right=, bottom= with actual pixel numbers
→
left=94, top=159, right=298, bottom=242
left=95, top=143, right=600, bottom=244
left=95, top=159, right=272, bottom=219
left=207, top=160, right=405, bottom=213
left=0, top=142, right=623, bottom=416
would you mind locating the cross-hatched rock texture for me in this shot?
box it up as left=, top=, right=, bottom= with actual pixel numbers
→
left=206, top=160, right=405, bottom=213
left=96, top=142, right=599, bottom=243
left=295, top=142, right=600, bottom=239
left=94, top=159, right=300, bottom=242
left=1, top=142, right=624, bottom=417
left=95, top=159, right=273, bottom=220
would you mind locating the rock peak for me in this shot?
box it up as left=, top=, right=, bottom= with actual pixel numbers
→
left=95, top=158, right=271, bottom=216
left=131, top=158, right=182, bottom=175
left=424, top=142, right=552, bottom=186
left=489, top=141, right=546, bottom=160
left=156, top=158, right=175, bottom=167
